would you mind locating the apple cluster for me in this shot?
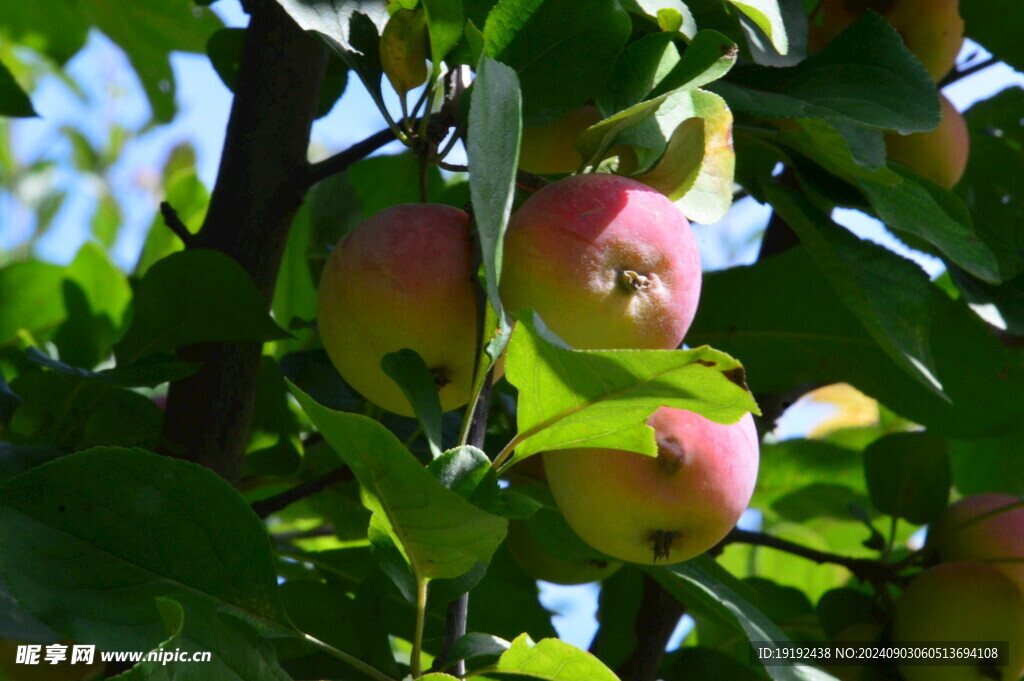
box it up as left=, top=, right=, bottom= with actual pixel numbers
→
left=812, top=0, right=970, bottom=188
left=316, top=170, right=760, bottom=578
left=888, top=494, right=1024, bottom=681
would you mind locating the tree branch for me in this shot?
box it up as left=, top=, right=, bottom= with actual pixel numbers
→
left=939, top=56, right=1000, bottom=88
left=159, top=201, right=195, bottom=248
left=251, top=467, right=354, bottom=519
left=159, top=0, right=329, bottom=484
left=719, top=528, right=898, bottom=583
left=616, top=575, right=686, bottom=681
left=306, top=126, right=399, bottom=187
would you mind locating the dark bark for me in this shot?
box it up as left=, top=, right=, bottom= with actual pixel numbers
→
left=616, top=575, right=686, bottom=681
left=159, top=0, right=328, bottom=484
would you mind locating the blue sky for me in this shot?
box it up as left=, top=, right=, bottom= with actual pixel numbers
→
left=2, top=0, right=1022, bottom=653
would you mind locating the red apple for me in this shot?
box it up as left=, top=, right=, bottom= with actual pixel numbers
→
left=928, top=493, right=1024, bottom=592
left=892, top=562, right=1024, bottom=681
left=500, top=174, right=702, bottom=350
left=316, top=204, right=478, bottom=416
left=542, top=407, right=759, bottom=565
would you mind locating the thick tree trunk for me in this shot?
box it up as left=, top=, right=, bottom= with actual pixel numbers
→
left=159, top=0, right=328, bottom=484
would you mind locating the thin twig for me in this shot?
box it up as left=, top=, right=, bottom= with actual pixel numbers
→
left=251, top=467, right=353, bottom=519
left=939, top=56, right=1000, bottom=88
left=719, top=528, right=898, bottom=583
left=305, top=127, right=400, bottom=187
left=160, top=201, right=195, bottom=248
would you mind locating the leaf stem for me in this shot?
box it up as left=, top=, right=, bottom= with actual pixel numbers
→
left=411, top=577, right=429, bottom=678
left=301, top=631, right=399, bottom=681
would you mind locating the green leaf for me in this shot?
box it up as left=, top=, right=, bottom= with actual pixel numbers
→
left=502, top=313, right=759, bottom=466
left=478, top=633, right=621, bottom=681
left=753, top=438, right=865, bottom=511
left=726, top=0, right=788, bottom=55
left=764, top=184, right=944, bottom=397
left=667, top=90, right=735, bottom=224
left=0, top=448, right=290, bottom=649
left=686, top=247, right=1024, bottom=439
left=956, top=87, right=1024, bottom=282
left=53, top=242, right=133, bottom=370
left=0, top=262, right=66, bottom=347
left=467, top=56, right=521, bottom=357
left=649, top=29, right=738, bottom=99
left=24, top=347, right=199, bottom=389
left=483, top=0, right=631, bottom=126
left=114, top=249, right=289, bottom=365
left=775, top=118, right=896, bottom=183
left=664, top=647, right=765, bottom=681
left=446, top=632, right=511, bottom=668
left=290, top=383, right=507, bottom=579
left=710, top=12, right=937, bottom=134
left=9, top=371, right=163, bottom=450
left=960, top=0, right=1024, bottom=72
left=948, top=424, right=1024, bottom=496
left=863, top=432, right=951, bottom=525
left=597, top=32, right=680, bottom=115
left=428, top=445, right=499, bottom=511
left=0, top=0, right=89, bottom=64
left=653, top=557, right=840, bottom=681
left=381, top=349, right=445, bottom=459
left=276, top=0, right=389, bottom=110
left=87, top=0, right=223, bottom=122
left=422, top=0, right=463, bottom=67
left=272, top=202, right=318, bottom=358
left=857, top=168, right=1000, bottom=284
left=621, top=0, right=697, bottom=39
left=0, top=567, right=60, bottom=641
left=115, top=599, right=294, bottom=681
left=0, top=58, right=36, bottom=117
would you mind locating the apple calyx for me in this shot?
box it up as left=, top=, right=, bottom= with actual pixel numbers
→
left=430, top=366, right=452, bottom=389
left=618, top=269, right=652, bottom=293
left=651, top=529, right=680, bottom=561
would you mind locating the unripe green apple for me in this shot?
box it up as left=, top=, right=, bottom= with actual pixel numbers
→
left=542, top=408, right=759, bottom=565
left=506, top=519, right=622, bottom=585
left=885, top=94, right=970, bottom=189
left=501, top=174, right=702, bottom=350
left=809, top=0, right=964, bottom=82
left=316, top=204, right=478, bottom=416
left=892, top=562, right=1024, bottom=681
left=928, top=493, right=1024, bottom=592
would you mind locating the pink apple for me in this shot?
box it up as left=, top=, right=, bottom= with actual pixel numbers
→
left=501, top=174, right=702, bottom=350
left=542, top=407, right=759, bottom=565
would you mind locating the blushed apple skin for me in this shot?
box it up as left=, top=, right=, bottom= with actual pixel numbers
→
left=506, top=520, right=622, bottom=585
left=892, top=562, right=1024, bottom=681
left=886, top=94, right=969, bottom=189
left=928, top=493, right=1024, bottom=591
left=810, top=0, right=964, bottom=82
left=501, top=174, right=702, bottom=350
left=316, top=204, right=478, bottom=416
left=542, top=408, right=759, bottom=565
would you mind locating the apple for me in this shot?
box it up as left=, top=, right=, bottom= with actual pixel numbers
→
left=928, top=493, right=1024, bottom=591
left=885, top=94, right=969, bottom=189
left=316, top=203, right=478, bottom=416
left=892, top=562, right=1024, bottom=681
left=506, top=519, right=622, bottom=585
left=542, top=408, right=759, bottom=565
left=519, top=106, right=602, bottom=175
left=809, top=0, right=964, bottom=82
left=500, top=174, right=702, bottom=350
